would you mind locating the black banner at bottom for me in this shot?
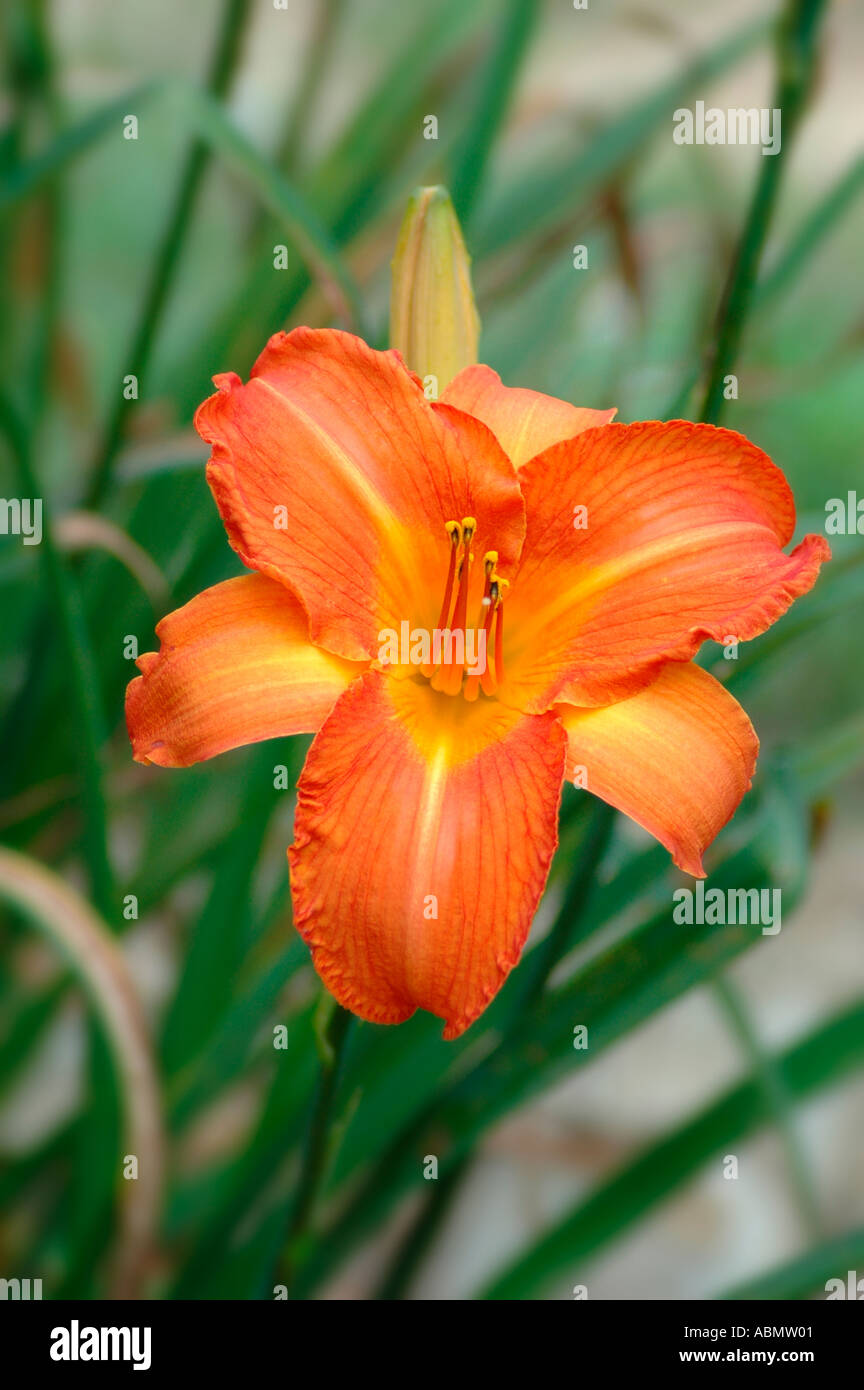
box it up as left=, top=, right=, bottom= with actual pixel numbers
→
left=0, top=1296, right=860, bottom=1374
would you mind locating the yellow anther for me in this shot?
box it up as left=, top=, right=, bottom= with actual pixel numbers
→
left=445, top=519, right=462, bottom=545
left=461, top=516, right=476, bottom=541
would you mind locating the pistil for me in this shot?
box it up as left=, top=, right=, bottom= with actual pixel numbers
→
left=486, top=576, right=509, bottom=695
left=464, top=576, right=498, bottom=702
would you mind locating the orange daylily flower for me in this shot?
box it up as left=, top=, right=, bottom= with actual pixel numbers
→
left=126, top=327, right=829, bottom=1038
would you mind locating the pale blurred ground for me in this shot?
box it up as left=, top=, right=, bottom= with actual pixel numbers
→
left=26, top=0, right=864, bottom=1298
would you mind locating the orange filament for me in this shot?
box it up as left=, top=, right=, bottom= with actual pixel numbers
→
left=420, top=520, right=461, bottom=677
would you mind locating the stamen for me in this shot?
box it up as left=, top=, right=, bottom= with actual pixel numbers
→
left=421, top=520, right=461, bottom=677
left=421, top=522, right=506, bottom=699
left=449, top=519, right=474, bottom=636
left=431, top=517, right=475, bottom=695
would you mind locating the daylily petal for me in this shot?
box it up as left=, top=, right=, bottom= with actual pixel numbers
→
left=126, top=574, right=365, bottom=767
left=289, top=670, right=567, bottom=1038
left=500, top=420, right=831, bottom=711
left=442, top=364, right=616, bottom=469
left=557, top=662, right=758, bottom=877
left=196, top=328, right=525, bottom=664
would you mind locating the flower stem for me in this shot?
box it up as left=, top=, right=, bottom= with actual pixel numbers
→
left=85, top=0, right=253, bottom=507
left=280, top=1000, right=353, bottom=1291
left=699, top=0, right=828, bottom=424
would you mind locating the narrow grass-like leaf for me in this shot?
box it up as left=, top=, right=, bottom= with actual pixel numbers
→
left=755, top=154, right=864, bottom=307
left=663, top=157, right=864, bottom=421
left=449, top=0, right=539, bottom=224
left=699, top=0, right=830, bottom=423
left=712, top=974, right=822, bottom=1238
left=788, top=711, right=864, bottom=801
left=306, top=0, right=493, bottom=233
left=481, top=1001, right=864, bottom=1299
left=0, top=79, right=366, bottom=348
left=169, top=1001, right=319, bottom=1298
left=472, top=19, right=767, bottom=259
left=719, top=1226, right=864, bottom=1301
left=0, top=976, right=69, bottom=1100
left=0, top=84, right=159, bottom=208
left=160, top=740, right=289, bottom=1077
left=86, top=0, right=255, bottom=505
left=0, top=393, right=114, bottom=918
left=179, top=85, right=368, bottom=336
left=169, top=939, right=307, bottom=1130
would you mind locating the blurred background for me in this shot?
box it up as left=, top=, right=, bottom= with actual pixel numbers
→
left=0, top=0, right=862, bottom=1300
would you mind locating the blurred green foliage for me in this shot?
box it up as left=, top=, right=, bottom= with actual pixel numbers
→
left=0, top=0, right=862, bottom=1300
